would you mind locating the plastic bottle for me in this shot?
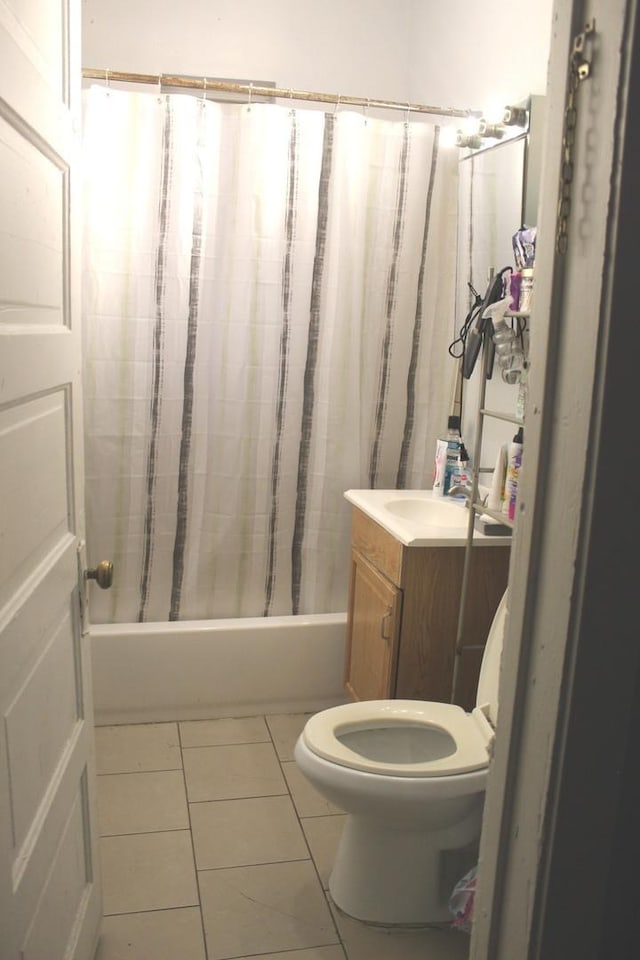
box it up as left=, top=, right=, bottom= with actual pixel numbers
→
left=449, top=442, right=472, bottom=493
left=501, top=427, right=523, bottom=521
left=433, top=416, right=462, bottom=497
left=485, top=294, right=525, bottom=384
left=484, top=294, right=515, bottom=362
left=515, top=364, right=528, bottom=421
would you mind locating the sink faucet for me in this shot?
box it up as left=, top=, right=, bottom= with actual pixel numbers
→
left=447, top=481, right=488, bottom=506
left=447, top=481, right=473, bottom=505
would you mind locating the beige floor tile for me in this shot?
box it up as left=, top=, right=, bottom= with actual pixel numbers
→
left=191, top=794, right=308, bottom=869
left=301, top=815, right=347, bottom=888
left=330, top=901, right=469, bottom=960
left=265, top=712, right=313, bottom=760
left=95, top=907, right=206, bottom=960
left=248, top=949, right=346, bottom=960
left=282, top=761, right=344, bottom=817
left=95, top=723, right=181, bottom=774
left=179, top=715, right=269, bottom=748
left=100, top=830, right=198, bottom=915
left=199, top=860, right=339, bottom=960
left=183, top=741, right=287, bottom=802
left=97, top=770, right=188, bottom=836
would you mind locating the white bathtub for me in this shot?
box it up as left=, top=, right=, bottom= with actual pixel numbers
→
left=90, top=612, right=348, bottom=725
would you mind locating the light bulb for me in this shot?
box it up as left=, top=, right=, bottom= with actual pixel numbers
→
left=440, top=125, right=458, bottom=148
left=478, top=119, right=506, bottom=140
left=503, top=105, right=528, bottom=127
left=455, top=131, right=482, bottom=150
left=461, top=114, right=482, bottom=136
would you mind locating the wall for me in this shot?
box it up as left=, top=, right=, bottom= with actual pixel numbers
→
left=81, top=0, right=414, bottom=102
left=408, top=0, right=554, bottom=112
left=82, top=0, right=553, bottom=111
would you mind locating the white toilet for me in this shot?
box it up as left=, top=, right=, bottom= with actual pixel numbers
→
left=294, top=589, right=509, bottom=925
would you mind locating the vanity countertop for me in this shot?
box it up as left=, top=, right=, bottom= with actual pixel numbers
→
left=344, top=489, right=512, bottom=547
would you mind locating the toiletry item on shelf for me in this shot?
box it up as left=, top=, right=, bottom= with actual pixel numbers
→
left=512, top=226, right=536, bottom=313
left=433, top=416, right=461, bottom=497
left=512, top=226, right=537, bottom=271
left=519, top=268, right=534, bottom=313
left=449, top=445, right=472, bottom=496
left=509, top=271, right=522, bottom=311
left=516, top=364, right=528, bottom=421
left=500, top=338, right=525, bottom=385
left=502, top=427, right=524, bottom=522
left=485, top=294, right=525, bottom=384
left=487, top=443, right=508, bottom=511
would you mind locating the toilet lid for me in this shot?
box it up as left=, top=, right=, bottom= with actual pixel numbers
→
left=303, top=700, right=491, bottom=777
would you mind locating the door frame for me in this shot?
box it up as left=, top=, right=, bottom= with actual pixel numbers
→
left=471, top=0, right=639, bottom=956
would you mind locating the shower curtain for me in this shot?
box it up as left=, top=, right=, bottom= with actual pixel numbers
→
left=82, top=86, right=458, bottom=624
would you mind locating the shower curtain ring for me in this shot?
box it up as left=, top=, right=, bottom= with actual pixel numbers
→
left=334, top=94, right=341, bottom=115
left=104, top=68, right=110, bottom=90
left=202, top=77, right=207, bottom=101
left=405, top=101, right=412, bottom=124
left=248, top=82, right=253, bottom=108
left=157, top=73, right=163, bottom=97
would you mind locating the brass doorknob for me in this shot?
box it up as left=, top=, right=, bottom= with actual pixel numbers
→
left=86, top=560, right=114, bottom=589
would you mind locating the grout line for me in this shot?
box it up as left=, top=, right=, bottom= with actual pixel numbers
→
left=187, top=791, right=288, bottom=804
left=96, top=767, right=183, bottom=776
left=266, top=717, right=347, bottom=956
left=196, top=855, right=311, bottom=874
left=177, top=722, right=210, bottom=960
left=102, top=903, right=201, bottom=919
left=187, top=793, right=291, bottom=806
left=181, top=740, right=271, bottom=750
left=99, top=825, right=191, bottom=839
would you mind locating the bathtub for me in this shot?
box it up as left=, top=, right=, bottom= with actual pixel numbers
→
left=90, top=612, right=348, bottom=725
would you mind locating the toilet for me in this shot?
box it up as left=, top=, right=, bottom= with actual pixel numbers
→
left=294, top=589, right=509, bottom=925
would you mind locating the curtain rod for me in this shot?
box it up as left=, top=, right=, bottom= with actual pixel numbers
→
left=81, top=68, right=471, bottom=119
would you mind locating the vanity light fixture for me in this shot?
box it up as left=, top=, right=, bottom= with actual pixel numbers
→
left=455, top=131, right=482, bottom=149
left=453, top=103, right=527, bottom=150
left=478, top=119, right=506, bottom=139
left=502, top=104, right=528, bottom=127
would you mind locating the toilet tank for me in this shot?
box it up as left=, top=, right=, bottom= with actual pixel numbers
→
left=476, top=590, right=509, bottom=726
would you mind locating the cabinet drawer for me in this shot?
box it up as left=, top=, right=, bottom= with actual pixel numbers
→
left=351, top=507, right=403, bottom=586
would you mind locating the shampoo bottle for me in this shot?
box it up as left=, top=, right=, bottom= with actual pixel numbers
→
left=502, top=427, right=524, bottom=521
left=433, top=416, right=461, bottom=497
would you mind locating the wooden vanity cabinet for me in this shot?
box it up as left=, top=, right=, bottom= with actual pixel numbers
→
left=344, top=506, right=510, bottom=710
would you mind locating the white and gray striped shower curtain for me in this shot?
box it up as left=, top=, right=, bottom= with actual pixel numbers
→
left=82, top=86, right=458, bottom=623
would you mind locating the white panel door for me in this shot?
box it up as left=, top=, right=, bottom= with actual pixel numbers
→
left=0, top=0, right=103, bottom=958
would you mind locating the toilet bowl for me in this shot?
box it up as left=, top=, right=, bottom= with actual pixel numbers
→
left=294, top=589, right=509, bottom=925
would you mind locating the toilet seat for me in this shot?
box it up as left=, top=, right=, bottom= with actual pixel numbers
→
left=302, top=699, right=493, bottom=778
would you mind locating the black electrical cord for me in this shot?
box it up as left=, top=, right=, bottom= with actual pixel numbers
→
left=448, top=282, right=484, bottom=361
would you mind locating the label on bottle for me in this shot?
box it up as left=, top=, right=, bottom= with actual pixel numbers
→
left=433, top=438, right=461, bottom=496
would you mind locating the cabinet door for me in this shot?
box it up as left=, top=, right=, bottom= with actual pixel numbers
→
left=345, top=550, right=402, bottom=701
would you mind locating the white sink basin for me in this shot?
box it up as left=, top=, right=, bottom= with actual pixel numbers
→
left=344, top=488, right=510, bottom=547
left=383, top=496, right=467, bottom=528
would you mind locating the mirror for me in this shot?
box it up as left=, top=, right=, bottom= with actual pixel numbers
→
left=455, top=95, right=544, bottom=474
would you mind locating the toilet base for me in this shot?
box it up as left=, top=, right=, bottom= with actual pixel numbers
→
left=328, top=813, right=480, bottom=925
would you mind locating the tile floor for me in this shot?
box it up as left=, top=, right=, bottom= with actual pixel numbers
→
left=94, top=713, right=470, bottom=960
